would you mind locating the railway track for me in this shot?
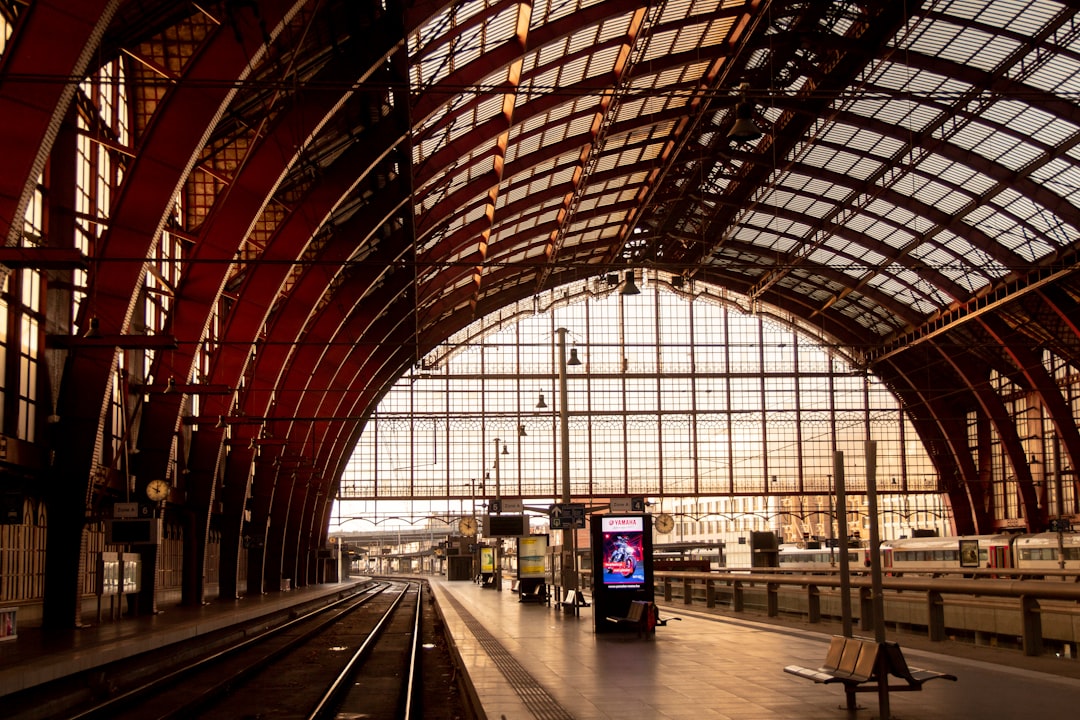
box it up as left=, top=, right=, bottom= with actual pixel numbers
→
left=54, top=578, right=464, bottom=720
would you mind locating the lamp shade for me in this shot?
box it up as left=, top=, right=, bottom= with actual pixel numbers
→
left=727, top=101, right=762, bottom=142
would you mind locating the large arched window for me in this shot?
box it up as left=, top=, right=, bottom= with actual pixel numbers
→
left=338, top=277, right=947, bottom=539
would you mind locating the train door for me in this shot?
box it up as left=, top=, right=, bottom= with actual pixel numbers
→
left=987, top=542, right=1011, bottom=569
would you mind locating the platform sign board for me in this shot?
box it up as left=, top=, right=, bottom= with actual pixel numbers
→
left=517, top=535, right=548, bottom=579
left=114, top=502, right=139, bottom=519
left=549, top=502, right=586, bottom=529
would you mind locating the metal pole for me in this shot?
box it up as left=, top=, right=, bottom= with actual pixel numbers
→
left=1055, top=439, right=1066, bottom=572
left=828, top=474, right=835, bottom=567
left=494, top=438, right=502, bottom=590
left=866, top=440, right=891, bottom=720
left=494, top=438, right=502, bottom=503
left=834, top=451, right=852, bottom=637
left=557, top=327, right=577, bottom=596
left=866, top=440, right=885, bottom=642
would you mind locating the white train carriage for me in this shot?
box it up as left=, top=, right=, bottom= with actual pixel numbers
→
left=880, top=534, right=1016, bottom=573
left=1012, top=532, right=1080, bottom=571
left=777, top=545, right=867, bottom=573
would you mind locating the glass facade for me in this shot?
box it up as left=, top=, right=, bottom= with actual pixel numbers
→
left=339, top=277, right=943, bottom=533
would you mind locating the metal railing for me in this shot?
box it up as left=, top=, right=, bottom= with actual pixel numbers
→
left=583, top=569, right=1080, bottom=656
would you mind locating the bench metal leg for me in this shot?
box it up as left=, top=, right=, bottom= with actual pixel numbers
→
left=875, top=652, right=892, bottom=719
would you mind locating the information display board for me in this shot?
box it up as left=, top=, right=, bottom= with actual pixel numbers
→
left=517, top=535, right=549, bottom=579
left=485, top=514, right=528, bottom=536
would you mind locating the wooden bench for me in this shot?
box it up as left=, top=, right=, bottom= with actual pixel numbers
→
left=784, top=636, right=956, bottom=709
left=605, top=600, right=654, bottom=637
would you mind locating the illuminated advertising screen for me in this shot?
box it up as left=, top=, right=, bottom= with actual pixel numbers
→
left=479, top=546, right=495, bottom=574
left=599, top=515, right=647, bottom=589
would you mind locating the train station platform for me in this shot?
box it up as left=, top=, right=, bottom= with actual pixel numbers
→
left=429, top=576, right=1080, bottom=720
left=0, top=579, right=366, bottom=698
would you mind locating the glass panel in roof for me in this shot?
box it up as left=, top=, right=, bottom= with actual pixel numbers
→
left=824, top=122, right=903, bottom=158
left=900, top=172, right=957, bottom=209
left=910, top=174, right=971, bottom=214
left=532, top=0, right=583, bottom=26
left=641, top=26, right=681, bottom=62
left=860, top=65, right=967, bottom=131
left=1030, top=158, right=1080, bottom=205
left=661, top=0, right=723, bottom=23
left=599, top=10, right=637, bottom=44
left=560, top=53, right=591, bottom=86
left=1018, top=45, right=1080, bottom=93
left=530, top=37, right=568, bottom=75
left=672, top=21, right=715, bottom=56
left=565, top=22, right=602, bottom=56
left=848, top=244, right=887, bottom=268
left=944, top=0, right=1055, bottom=31
left=929, top=21, right=1020, bottom=73
left=800, top=247, right=848, bottom=275
left=584, top=43, right=621, bottom=79
left=865, top=273, right=913, bottom=304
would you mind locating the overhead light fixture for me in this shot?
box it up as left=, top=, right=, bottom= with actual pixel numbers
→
left=727, top=82, right=762, bottom=143
left=536, top=393, right=547, bottom=409
left=164, top=377, right=176, bottom=394
left=84, top=317, right=102, bottom=338
left=621, top=269, right=640, bottom=296
left=518, top=424, right=527, bottom=437
left=567, top=348, right=582, bottom=366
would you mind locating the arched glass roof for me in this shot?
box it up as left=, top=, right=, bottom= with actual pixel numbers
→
left=407, top=0, right=1080, bottom=349
left=4, top=0, right=1080, bottom=581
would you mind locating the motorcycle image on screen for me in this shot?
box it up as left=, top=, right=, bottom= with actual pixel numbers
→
left=605, top=535, right=637, bottom=577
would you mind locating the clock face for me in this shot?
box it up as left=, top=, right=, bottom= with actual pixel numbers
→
left=458, top=516, right=478, bottom=536
left=654, top=513, right=674, bottom=533
left=146, top=479, right=170, bottom=502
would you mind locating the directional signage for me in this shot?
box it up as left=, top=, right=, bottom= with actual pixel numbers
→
left=549, top=502, right=586, bottom=529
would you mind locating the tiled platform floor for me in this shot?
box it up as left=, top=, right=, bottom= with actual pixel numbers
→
left=429, top=576, right=1080, bottom=720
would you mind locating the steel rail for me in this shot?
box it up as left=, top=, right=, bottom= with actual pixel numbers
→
left=307, top=581, right=413, bottom=720
left=68, top=581, right=387, bottom=720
